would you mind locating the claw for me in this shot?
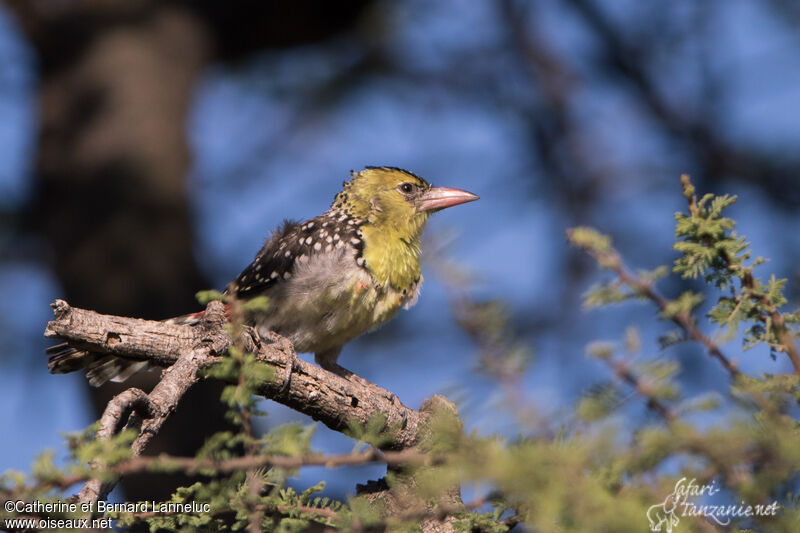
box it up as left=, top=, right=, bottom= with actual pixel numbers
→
left=278, top=349, right=297, bottom=395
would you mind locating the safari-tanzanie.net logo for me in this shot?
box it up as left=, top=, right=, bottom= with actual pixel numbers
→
left=647, top=477, right=779, bottom=532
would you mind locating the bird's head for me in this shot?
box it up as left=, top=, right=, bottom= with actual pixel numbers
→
left=330, top=166, right=478, bottom=289
left=333, top=166, right=478, bottom=241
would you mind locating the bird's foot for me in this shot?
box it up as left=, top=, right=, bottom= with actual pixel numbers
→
left=278, top=350, right=298, bottom=395
left=259, top=329, right=297, bottom=395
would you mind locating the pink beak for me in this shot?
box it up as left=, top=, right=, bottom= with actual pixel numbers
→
left=418, top=187, right=479, bottom=212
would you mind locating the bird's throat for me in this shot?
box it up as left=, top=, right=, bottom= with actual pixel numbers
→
left=360, top=224, right=422, bottom=290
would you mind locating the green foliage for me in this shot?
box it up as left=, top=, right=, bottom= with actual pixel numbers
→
left=660, top=290, right=704, bottom=319
left=418, top=401, right=464, bottom=455
left=345, top=413, right=402, bottom=450
left=673, top=174, right=800, bottom=357
left=70, top=426, right=137, bottom=469
left=334, top=495, right=386, bottom=531
left=568, top=226, right=614, bottom=256
left=583, top=281, right=633, bottom=308
left=453, top=506, right=512, bottom=533
left=241, top=296, right=270, bottom=313
left=196, top=289, right=227, bottom=305
left=205, top=346, right=274, bottom=425
left=576, top=383, right=624, bottom=421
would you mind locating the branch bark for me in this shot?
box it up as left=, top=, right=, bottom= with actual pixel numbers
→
left=45, top=299, right=425, bottom=449
left=75, top=302, right=225, bottom=504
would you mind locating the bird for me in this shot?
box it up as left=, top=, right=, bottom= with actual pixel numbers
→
left=47, top=166, right=479, bottom=386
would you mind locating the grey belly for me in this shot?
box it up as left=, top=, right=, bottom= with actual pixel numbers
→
left=253, top=248, right=384, bottom=355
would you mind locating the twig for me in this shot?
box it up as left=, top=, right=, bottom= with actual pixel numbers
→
left=75, top=388, right=155, bottom=504
left=762, top=302, right=800, bottom=375
left=568, top=233, right=740, bottom=379
left=721, top=255, right=800, bottom=376
left=11, top=448, right=429, bottom=497
left=608, top=359, right=677, bottom=423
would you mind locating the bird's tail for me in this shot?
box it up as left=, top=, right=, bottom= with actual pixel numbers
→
left=47, top=311, right=207, bottom=387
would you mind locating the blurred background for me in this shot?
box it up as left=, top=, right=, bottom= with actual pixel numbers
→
left=1, top=0, right=800, bottom=503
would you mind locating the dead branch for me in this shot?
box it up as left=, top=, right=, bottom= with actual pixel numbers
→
left=74, top=302, right=228, bottom=504
left=45, top=299, right=425, bottom=450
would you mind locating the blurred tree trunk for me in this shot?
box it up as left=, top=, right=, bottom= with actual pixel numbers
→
left=4, top=0, right=371, bottom=502
left=7, top=1, right=222, bottom=502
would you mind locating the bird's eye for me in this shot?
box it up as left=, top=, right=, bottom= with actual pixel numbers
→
left=399, top=182, right=414, bottom=194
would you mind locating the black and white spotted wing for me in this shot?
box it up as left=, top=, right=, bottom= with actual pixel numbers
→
left=229, top=214, right=365, bottom=298
left=229, top=220, right=301, bottom=297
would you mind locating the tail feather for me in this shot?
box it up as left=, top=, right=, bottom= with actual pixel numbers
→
left=47, top=310, right=207, bottom=386
left=86, top=356, right=149, bottom=387
left=47, top=343, right=151, bottom=387
left=46, top=343, right=96, bottom=374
